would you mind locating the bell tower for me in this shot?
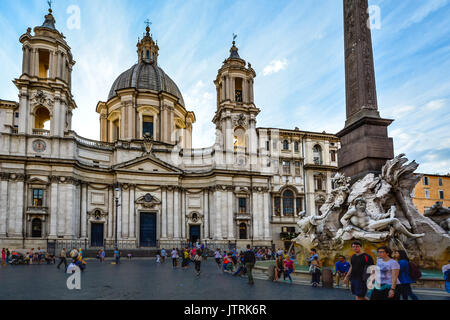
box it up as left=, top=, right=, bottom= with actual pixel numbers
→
left=212, top=37, right=260, bottom=158
left=13, top=7, right=76, bottom=137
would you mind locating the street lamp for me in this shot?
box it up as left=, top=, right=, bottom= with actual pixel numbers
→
left=114, top=184, right=121, bottom=249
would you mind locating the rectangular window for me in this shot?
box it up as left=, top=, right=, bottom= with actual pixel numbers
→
left=439, top=178, right=443, bottom=186
left=296, top=198, right=303, bottom=214
left=15, top=112, right=19, bottom=118
left=423, top=177, right=429, bottom=185
left=33, top=189, right=43, bottom=207
left=282, top=161, right=290, bottom=175
left=315, top=177, right=323, bottom=191
left=274, top=197, right=281, bottom=216
left=330, top=150, right=336, bottom=162
left=294, top=161, right=301, bottom=176
left=142, top=116, right=154, bottom=138
left=266, top=141, right=270, bottom=151
left=424, top=189, right=430, bottom=199
left=238, top=198, right=247, bottom=213
left=439, top=190, right=444, bottom=199
left=294, top=142, right=299, bottom=152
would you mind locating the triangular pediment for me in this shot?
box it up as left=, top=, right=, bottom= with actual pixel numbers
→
left=113, top=155, right=182, bottom=174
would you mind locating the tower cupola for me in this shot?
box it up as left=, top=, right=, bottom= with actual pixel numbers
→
left=137, top=23, right=159, bottom=64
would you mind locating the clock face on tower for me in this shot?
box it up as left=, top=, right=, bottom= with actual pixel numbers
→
left=32, top=140, right=46, bottom=152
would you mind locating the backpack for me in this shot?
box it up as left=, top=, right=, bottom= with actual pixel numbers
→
left=409, top=261, right=422, bottom=281
left=361, top=253, right=373, bottom=283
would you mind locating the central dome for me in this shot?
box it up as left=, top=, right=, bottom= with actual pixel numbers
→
left=108, top=61, right=185, bottom=107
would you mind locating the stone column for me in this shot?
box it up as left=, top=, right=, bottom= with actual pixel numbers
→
left=214, top=188, right=222, bottom=240
left=129, top=185, right=135, bottom=238
left=108, top=186, right=113, bottom=239
left=161, top=187, right=167, bottom=239
left=57, top=180, right=66, bottom=236
left=52, top=97, right=61, bottom=136
left=65, top=182, right=74, bottom=237
left=18, top=92, right=28, bottom=135
left=181, top=189, right=186, bottom=239
left=0, top=177, right=7, bottom=237
left=203, top=189, right=209, bottom=239
left=242, top=79, right=248, bottom=103
left=117, top=188, right=122, bottom=240
left=174, top=187, right=180, bottom=239
left=121, top=186, right=129, bottom=238
left=263, top=192, right=271, bottom=239
left=34, top=49, right=39, bottom=77
left=227, top=189, right=233, bottom=239
left=14, top=179, right=24, bottom=237
left=81, top=183, right=87, bottom=238
left=252, top=190, right=259, bottom=240
left=167, top=188, right=174, bottom=238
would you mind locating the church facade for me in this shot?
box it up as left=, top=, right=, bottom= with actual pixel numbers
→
left=0, top=9, right=339, bottom=250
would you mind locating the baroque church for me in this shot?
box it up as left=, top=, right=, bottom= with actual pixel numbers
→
left=0, top=9, right=339, bottom=250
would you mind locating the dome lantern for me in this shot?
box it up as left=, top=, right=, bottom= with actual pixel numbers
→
left=137, top=20, right=159, bottom=64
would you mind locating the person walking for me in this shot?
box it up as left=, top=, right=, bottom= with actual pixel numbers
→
left=171, top=248, right=178, bottom=268
left=1, top=248, right=6, bottom=267
left=284, top=255, right=295, bottom=284
left=202, top=247, right=208, bottom=262
left=274, top=255, right=284, bottom=281
left=309, top=256, right=321, bottom=287
left=6, top=249, right=10, bottom=265
left=161, top=248, right=166, bottom=263
left=335, top=255, right=350, bottom=288
left=443, top=260, right=450, bottom=293
left=57, top=248, right=67, bottom=270
left=369, top=246, right=400, bottom=300
left=243, top=245, right=256, bottom=285
left=100, top=249, right=106, bottom=263
left=156, top=250, right=161, bottom=263
left=394, top=250, right=419, bottom=300
left=193, top=251, right=202, bottom=276
left=214, top=249, right=222, bottom=269
left=344, top=241, right=374, bottom=300
left=114, top=248, right=120, bottom=264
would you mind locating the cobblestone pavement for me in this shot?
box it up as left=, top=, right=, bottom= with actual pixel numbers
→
left=0, top=258, right=447, bottom=300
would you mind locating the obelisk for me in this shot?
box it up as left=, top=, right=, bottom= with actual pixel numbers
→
left=337, top=0, right=394, bottom=180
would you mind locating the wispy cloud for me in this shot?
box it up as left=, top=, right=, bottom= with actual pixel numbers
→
left=262, top=59, right=288, bottom=76
left=0, top=0, right=449, bottom=173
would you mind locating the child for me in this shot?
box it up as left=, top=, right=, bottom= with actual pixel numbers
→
left=156, top=251, right=161, bottom=263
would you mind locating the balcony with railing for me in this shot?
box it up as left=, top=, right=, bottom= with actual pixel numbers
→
left=32, top=128, right=50, bottom=136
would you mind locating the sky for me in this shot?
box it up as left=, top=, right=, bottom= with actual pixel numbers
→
left=0, top=0, right=449, bottom=174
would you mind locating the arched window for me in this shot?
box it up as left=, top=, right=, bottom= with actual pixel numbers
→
left=32, top=218, right=42, bottom=238
left=146, top=50, right=150, bottom=61
left=34, top=106, right=51, bottom=131
left=313, top=145, right=322, bottom=164
left=283, top=140, right=289, bottom=150
left=239, top=223, right=247, bottom=239
left=282, top=190, right=294, bottom=216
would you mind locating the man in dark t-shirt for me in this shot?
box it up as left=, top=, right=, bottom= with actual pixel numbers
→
left=243, top=245, right=256, bottom=285
left=344, top=241, right=374, bottom=300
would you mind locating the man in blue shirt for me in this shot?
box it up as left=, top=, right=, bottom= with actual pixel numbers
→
left=160, top=248, right=166, bottom=263
left=307, top=249, right=319, bottom=265
left=335, top=255, right=350, bottom=288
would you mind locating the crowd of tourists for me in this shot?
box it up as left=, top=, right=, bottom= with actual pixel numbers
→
left=304, top=240, right=438, bottom=300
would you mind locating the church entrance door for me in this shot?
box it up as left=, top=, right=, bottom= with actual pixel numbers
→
left=91, top=223, right=104, bottom=247
left=189, top=225, right=200, bottom=244
left=140, top=212, right=156, bottom=247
